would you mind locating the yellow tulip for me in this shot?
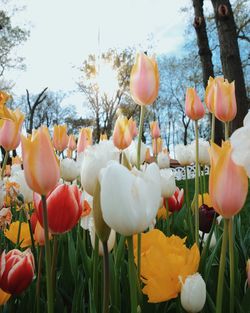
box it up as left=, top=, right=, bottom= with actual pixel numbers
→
left=198, top=193, right=213, bottom=208
left=209, top=141, right=248, bottom=218
left=53, top=124, right=69, bottom=152
left=133, top=229, right=200, bottom=303
left=130, top=53, right=159, bottom=106
left=21, top=126, right=60, bottom=195
left=4, top=221, right=32, bottom=248
left=0, top=288, right=11, bottom=306
left=113, top=116, right=134, bottom=150
left=0, top=91, right=12, bottom=121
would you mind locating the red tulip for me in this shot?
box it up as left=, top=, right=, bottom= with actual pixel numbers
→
left=34, top=184, right=82, bottom=234
left=0, top=249, right=35, bottom=294
left=167, top=187, right=184, bottom=212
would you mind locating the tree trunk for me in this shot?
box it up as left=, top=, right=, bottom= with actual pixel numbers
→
left=192, top=0, right=223, bottom=144
left=211, top=0, right=249, bottom=131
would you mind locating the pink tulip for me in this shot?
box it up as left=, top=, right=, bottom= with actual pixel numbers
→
left=21, top=126, right=60, bottom=196
left=185, top=88, right=205, bottom=121
left=130, top=53, right=159, bottom=106
left=77, top=128, right=92, bottom=154
left=209, top=141, right=248, bottom=218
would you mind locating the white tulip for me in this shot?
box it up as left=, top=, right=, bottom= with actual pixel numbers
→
left=129, top=140, right=147, bottom=166
left=88, top=218, right=116, bottom=256
left=160, top=168, right=176, bottom=198
left=80, top=192, right=93, bottom=230
left=10, top=170, right=33, bottom=203
left=175, top=144, right=193, bottom=166
left=191, top=139, right=210, bottom=165
left=81, top=140, right=119, bottom=196
left=60, top=158, right=80, bottom=182
left=100, top=162, right=161, bottom=236
left=180, top=273, right=206, bottom=313
left=157, top=149, right=170, bottom=169
left=231, top=121, right=250, bottom=177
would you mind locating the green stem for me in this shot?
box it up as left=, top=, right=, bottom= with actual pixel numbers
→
left=36, top=247, right=43, bottom=313
left=27, top=218, right=38, bottom=271
left=92, top=234, right=99, bottom=305
left=136, top=105, right=145, bottom=283
left=185, top=166, right=194, bottom=242
left=102, top=241, right=109, bottom=313
left=165, top=198, right=171, bottom=236
left=41, top=195, right=54, bottom=313
left=216, top=218, right=229, bottom=313
left=51, top=236, right=58, bottom=292
left=211, top=113, right=215, bottom=143
left=136, top=105, right=145, bottom=170
left=1, top=150, right=8, bottom=180
left=228, top=218, right=234, bottom=313
left=127, top=236, right=137, bottom=313
left=224, top=122, right=229, bottom=140
left=202, top=166, right=207, bottom=193
left=194, top=120, right=200, bottom=246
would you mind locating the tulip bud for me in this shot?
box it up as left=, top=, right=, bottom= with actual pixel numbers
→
left=214, top=78, right=237, bottom=122
left=153, top=138, right=163, bottom=156
left=130, top=53, right=159, bottom=106
left=209, top=141, right=248, bottom=218
left=34, top=220, right=52, bottom=245
left=181, top=273, right=206, bottom=313
left=150, top=121, right=160, bottom=139
left=21, top=126, right=60, bottom=196
left=67, top=134, right=76, bottom=151
left=157, top=148, right=170, bottom=169
left=113, top=116, right=134, bottom=150
left=167, top=187, right=184, bottom=212
left=34, top=184, right=82, bottom=234
left=199, top=204, right=218, bottom=233
left=160, top=169, right=176, bottom=198
left=53, top=125, right=69, bottom=152
left=0, top=249, right=35, bottom=294
left=77, top=128, right=92, bottom=154
left=0, top=109, right=24, bottom=151
left=100, top=162, right=161, bottom=236
left=175, top=144, right=193, bottom=166
left=60, top=158, right=79, bottom=182
left=10, top=170, right=33, bottom=203
left=185, top=88, right=205, bottom=121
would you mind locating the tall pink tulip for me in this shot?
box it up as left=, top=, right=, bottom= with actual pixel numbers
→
left=77, top=128, right=92, bottom=154
left=113, top=116, right=134, bottom=150
left=130, top=53, right=159, bottom=106
left=185, top=88, right=205, bottom=121
left=150, top=121, right=160, bottom=139
left=21, top=126, right=60, bottom=196
left=209, top=141, right=248, bottom=218
left=0, top=109, right=24, bottom=151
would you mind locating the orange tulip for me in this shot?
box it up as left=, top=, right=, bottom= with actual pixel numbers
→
left=185, top=88, right=205, bottom=121
left=209, top=141, right=248, bottom=218
left=205, top=77, right=224, bottom=113
left=0, top=109, right=24, bottom=151
left=77, top=128, right=92, bottom=154
left=34, top=220, right=52, bottom=245
left=21, top=126, right=60, bottom=196
left=53, top=125, right=69, bottom=152
left=67, top=134, right=76, bottom=151
left=130, top=53, right=159, bottom=106
left=152, top=137, right=162, bottom=155
left=0, top=288, right=11, bottom=305
left=246, top=259, right=250, bottom=288
left=214, top=78, right=237, bottom=122
left=150, top=121, right=160, bottom=139
left=113, top=116, right=134, bottom=150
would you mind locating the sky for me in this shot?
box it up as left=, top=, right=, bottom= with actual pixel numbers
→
left=4, top=0, right=191, bottom=116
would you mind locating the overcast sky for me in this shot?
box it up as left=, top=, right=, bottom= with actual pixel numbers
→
left=5, top=0, right=192, bottom=115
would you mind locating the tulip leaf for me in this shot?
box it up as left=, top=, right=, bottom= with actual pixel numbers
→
left=242, top=288, right=250, bottom=313
left=67, top=232, right=77, bottom=281
left=93, top=180, right=111, bottom=243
